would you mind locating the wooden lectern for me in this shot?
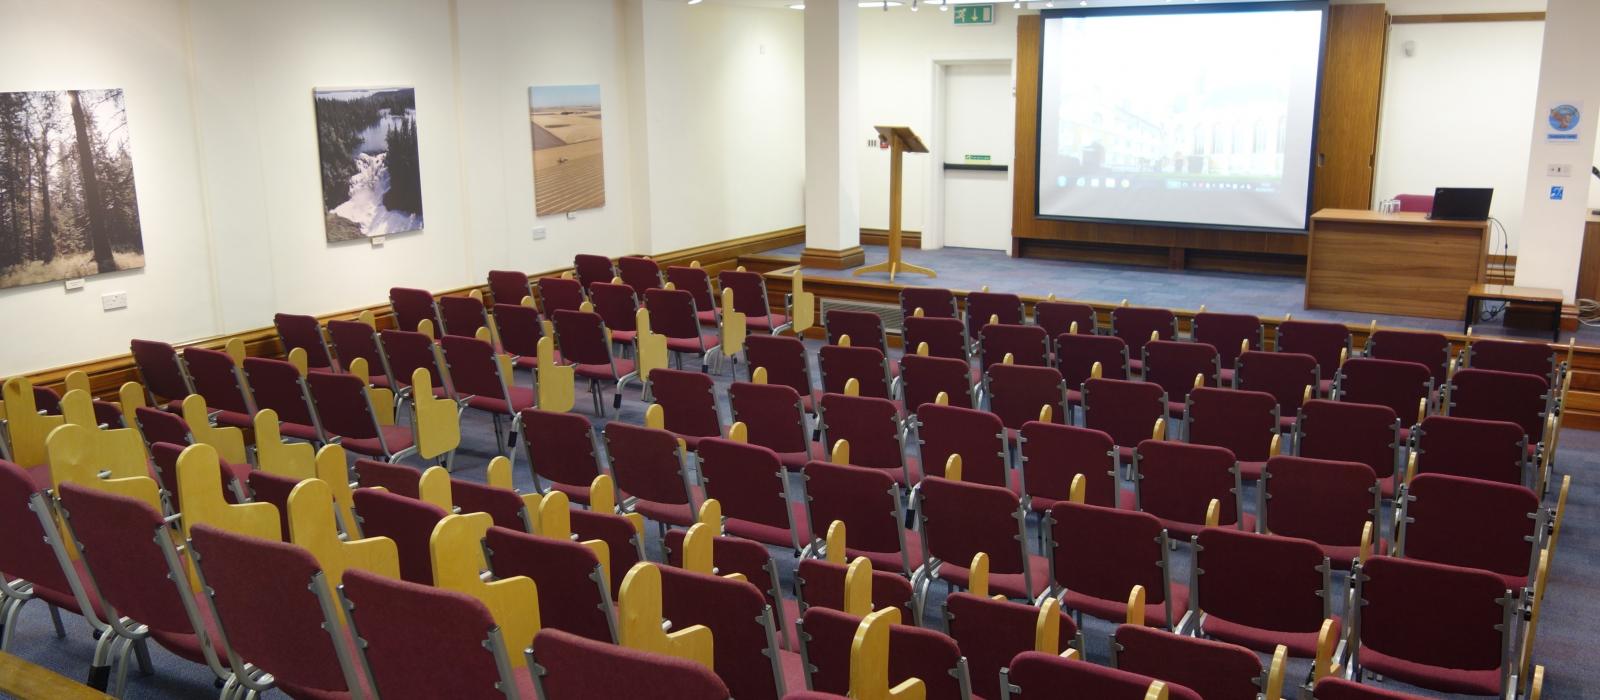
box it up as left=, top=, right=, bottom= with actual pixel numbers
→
left=855, top=125, right=935, bottom=281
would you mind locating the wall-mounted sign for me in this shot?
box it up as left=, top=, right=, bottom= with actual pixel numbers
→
left=953, top=4, right=994, bottom=26
left=1546, top=101, right=1582, bottom=143
left=964, top=154, right=992, bottom=162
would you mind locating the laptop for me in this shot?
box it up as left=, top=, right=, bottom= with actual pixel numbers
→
left=1429, top=187, right=1493, bottom=221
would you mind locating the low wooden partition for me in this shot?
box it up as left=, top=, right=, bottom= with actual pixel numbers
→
left=759, top=266, right=1600, bottom=430
left=18, top=226, right=804, bottom=400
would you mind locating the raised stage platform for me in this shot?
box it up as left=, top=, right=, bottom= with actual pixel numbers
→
left=761, top=242, right=1599, bottom=344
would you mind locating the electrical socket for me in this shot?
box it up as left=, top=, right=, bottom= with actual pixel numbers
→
left=101, top=291, right=128, bottom=311
left=532, top=226, right=547, bottom=241
left=1548, top=163, right=1571, bottom=177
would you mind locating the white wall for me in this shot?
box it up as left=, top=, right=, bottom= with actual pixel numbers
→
left=633, top=2, right=806, bottom=254
left=1372, top=19, right=1544, bottom=253
left=0, top=0, right=220, bottom=374
left=858, top=5, right=1022, bottom=235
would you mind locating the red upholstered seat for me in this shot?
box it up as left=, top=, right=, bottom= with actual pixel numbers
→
left=659, top=565, right=794, bottom=700
left=1050, top=501, right=1185, bottom=628
left=1143, top=340, right=1219, bottom=418
left=1275, top=319, right=1350, bottom=393
left=1338, top=357, right=1432, bottom=426
left=1366, top=329, right=1451, bottom=385
left=1353, top=556, right=1512, bottom=696
left=1082, top=378, right=1164, bottom=466
left=530, top=628, right=730, bottom=699
left=520, top=408, right=604, bottom=503
left=1193, top=311, right=1263, bottom=377
left=899, top=286, right=958, bottom=320
left=1313, top=677, right=1433, bottom=699
left=1296, top=399, right=1402, bottom=498
left=351, top=488, right=446, bottom=585
left=817, top=393, right=913, bottom=485
left=902, top=316, right=969, bottom=362
left=697, top=437, right=804, bottom=550
left=487, top=269, right=532, bottom=307
left=1465, top=337, right=1560, bottom=384
left=605, top=421, right=697, bottom=527
left=1133, top=440, right=1252, bottom=538
left=1261, top=455, right=1384, bottom=569
left=916, top=403, right=1013, bottom=492
left=986, top=363, right=1067, bottom=431
left=1110, top=306, right=1176, bottom=374
left=572, top=253, right=616, bottom=293
left=944, top=592, right=1079, bottom=700
left=979, top=323, right=1051, bottom=369
left=389, top=286, right=441, bottom=334
left=801, top=606, right=971, bottom=699
left=1004, top=651, right=1200, bottom=700
left=804, top=460, right=918, bottom=576
left=795, top=558, right=917, bottom=623
left=1411, top=415, right=1527, bottom=486
left=1400, top=473, right=1540, bottom=591
left=1112, top=624, right=1265, bottom=700
left=720, top=269, right=790, bottom=334
left=1036, top=300, right=1096, bottom=341
left=648, top=368, right=722, bottom=450
left=963, top=291, right=1024, bottom=348
left=1194, top=527, right=1333, bottom=657
left=438, top=294, right=491, bottom=339
left=918, top=477, right=1043, bottom=599
left=536, top=276, right=586, bottom=315
left=1186, top=386, right=1278, bottom=481
left=483, top=527, right=613, bottom=642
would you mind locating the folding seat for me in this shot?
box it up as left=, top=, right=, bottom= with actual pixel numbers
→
left=1185, top=386, right=1278, bottom=480
left=1336, top=358, right=1431, bottom=433
left=1056, top=332, right=1128, bottom=409
left=744, top=334, right=818, bottom=412
left=666, top=264, right=722, bottom=328
left=520, top=408, right=606, bottom=504
left=1348, top=556, right=1518, bottom=697
left=1110, top=305, right=1176, bottom=374
left=816, top=393, right=915, bottom=485
left=1051, top=499, right=1187, bottom=632
left=590, top=281, right=642, bottom=347
left=1191, top=527, right=1334, bottom=659
left=619, top=254, right=665, bottom=294
left=1397, top=473, right=1541, bottom=593
left=380, top=329, right=455, bottom=403
left=341, top=568, right=525, bottom=699
left=353, top=457, right=425, bottom=498
left=1001, top=652, right=1192, bottom=700
left=605, top=420, right=698, bottom=527
left=130, top=338, right=194, bottom=411
left=1259, top=455, right=1382, bottom=568
left=55, top=483, right=234, bottom=695
left=1445, top=367, right=1550, bottom=449
left=1365, top=328, right=1450, bottom=385
left=944, top=591, right=1079, bottom=700
left=242, top=357, right=325, bottom=442
left=440, top=334, right=533, bottom=452
left=800, top=579, right=970, bottom=699
left=181, top=347, right=256, bottom=429
left=188, top=524, right=367, bottom=699
left=646, top=287, right=721, bottom=371
left=1019, top=421, right=1122, bottom=511
left=135, top=405, right=194, bottom=450
left=1295, top=399, right=1402, bottom=497
left=985, top=363, right=1067, bottom=433
left=1112, top=623, right=1287, bottom=700
left=389, top=286, right=442, bottom=334
left=914, top=474, right=1044, bottom=605
left=1143, top=340, right=1219, bottom=419
left=438, top=293, right=491, bottom=339
left=572, top=253, right=616, bottom=292
left=1035, top=299, right=1097, bottom=344
left=1274, top=319, right=1350, bottom=397
left=570, top=479, right=648, bottom=597
left=537, top=275, right=587, bottom=315
left=825, top=308, right=891, bottom=358
left=487, top=302, right=544, bottom=368
left=451, top=475, right=534, bottom=533
left=483, top=524, right=616, bottom=643
left=899, top=286, right=957, bottom=319
left=1081, top=377, right=1166, bottom=465
left=351, top=487, right=447, bottom=585
left=794, top=532, right=917, bottom=624
left=726, top=381, right=821, bottom=471
left=150, top=441, right=247, bottom=514
left=719, top=268, right=792, bottom=334
left=657, top=563, right=802, bottom=699
left=305, top=372, right=419, bottom=463
left=1464, top=336, right=1561, bottom=385
left=487, top=268, right=533, bottom=306
left=646, top=368, right=722, bottom=450
left=1233, top=349, right=1318, bottom=430
left=0, top=459, right=110, bottom=677
left=818, top=344, right=894, bottom=400
left=663, top=517, right=799, bottom=651
left=1311, top=678, right=1430, bottom=699
left=803, top=459, right=921, bottom=577
left=326, top=318, right=396, bottom=388
left=900, top=352, right=977, bottom=411
left=1410, top=414, right=1527, bottom=486
left=1132, top=440, right=1252, bottom=539
left=696, top=437, right=807, bottom=551
left=903, top=316, right=972, bottom=375
left=915, top=403, right=1016, bottom=492
left=979, top=322, right=1051, bottom=369
left=528, top=627, right=731, bottom=700
left=273, top=312, right=338, bottom=373
left=552, top=308, right=638, bottom=413
left=963, top=290, right=1024, bottom=348
left=1192, top=311, right=1264, bottom=384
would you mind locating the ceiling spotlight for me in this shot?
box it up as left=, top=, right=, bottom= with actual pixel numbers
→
left=687, top=0, right=702, bottom=4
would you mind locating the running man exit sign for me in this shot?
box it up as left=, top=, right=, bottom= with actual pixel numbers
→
left=953, top=4, right=995, bottom=25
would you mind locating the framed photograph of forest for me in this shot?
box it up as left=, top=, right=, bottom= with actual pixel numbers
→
left=530, top=84, right=605, bottom=216
left=312, top=86, right=423, bottom=242
left=0, top=89, right=144, bottom=290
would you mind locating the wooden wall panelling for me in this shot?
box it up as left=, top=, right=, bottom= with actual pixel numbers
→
left=1011, top=5, right=1387, bottom=267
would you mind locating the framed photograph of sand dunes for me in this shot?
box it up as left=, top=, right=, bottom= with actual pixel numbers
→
left=313, top=86, right=423, bottom=242
left=530, top=84, right=605, bottom=216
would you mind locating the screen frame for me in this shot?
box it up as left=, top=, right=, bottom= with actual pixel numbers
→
left=1033, top=0, right=1332, bottom=234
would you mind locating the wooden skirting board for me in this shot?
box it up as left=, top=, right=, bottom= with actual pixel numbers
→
left=755, top=264, right=1600, bottom=431
left=19, top=225, right=805, bottom=400
left=860, top=228, right=921, bottom=248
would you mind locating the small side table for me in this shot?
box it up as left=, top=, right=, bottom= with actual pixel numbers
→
left=1464, top=284, right=1564, bottom=341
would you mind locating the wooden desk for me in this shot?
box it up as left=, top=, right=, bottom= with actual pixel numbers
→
left=1305, top=209, right=1489, bottom=320
left=1466, top=284, right=1563, bottom=341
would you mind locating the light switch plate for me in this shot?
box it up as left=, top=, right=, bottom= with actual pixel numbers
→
left=1548, top=163, right=1571, bottom=177
left=101, top=291, right=128, bottom=311
left=532, top=227, right=547, bottom=240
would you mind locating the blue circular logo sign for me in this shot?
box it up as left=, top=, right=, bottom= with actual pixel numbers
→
left=1549, top=104, right=1580, bottom=132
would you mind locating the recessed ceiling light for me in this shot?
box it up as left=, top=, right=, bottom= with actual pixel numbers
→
left=687, top=0, right=702, bottom=4
left=789, top=2, right=804, bottom=8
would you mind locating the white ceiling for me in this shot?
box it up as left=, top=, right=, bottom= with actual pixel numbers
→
left=672, top=0, right=1406, bottom=10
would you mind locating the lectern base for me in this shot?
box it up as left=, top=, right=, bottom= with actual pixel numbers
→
left=852, top=259, right=936, bottom=282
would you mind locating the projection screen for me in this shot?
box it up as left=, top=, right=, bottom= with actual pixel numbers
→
left=1036, top=2, right=1328, bottom=232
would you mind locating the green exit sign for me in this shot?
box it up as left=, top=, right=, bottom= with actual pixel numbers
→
left=953, top=4, right=994, bottom=25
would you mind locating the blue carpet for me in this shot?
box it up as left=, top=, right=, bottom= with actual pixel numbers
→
left=3, top=339, right=1592, bottom=699
left=771, top=243, right=1600, bottom=345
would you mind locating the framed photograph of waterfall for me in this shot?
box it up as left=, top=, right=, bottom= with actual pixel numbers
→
left=312, top=86, right=423, bottom=242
